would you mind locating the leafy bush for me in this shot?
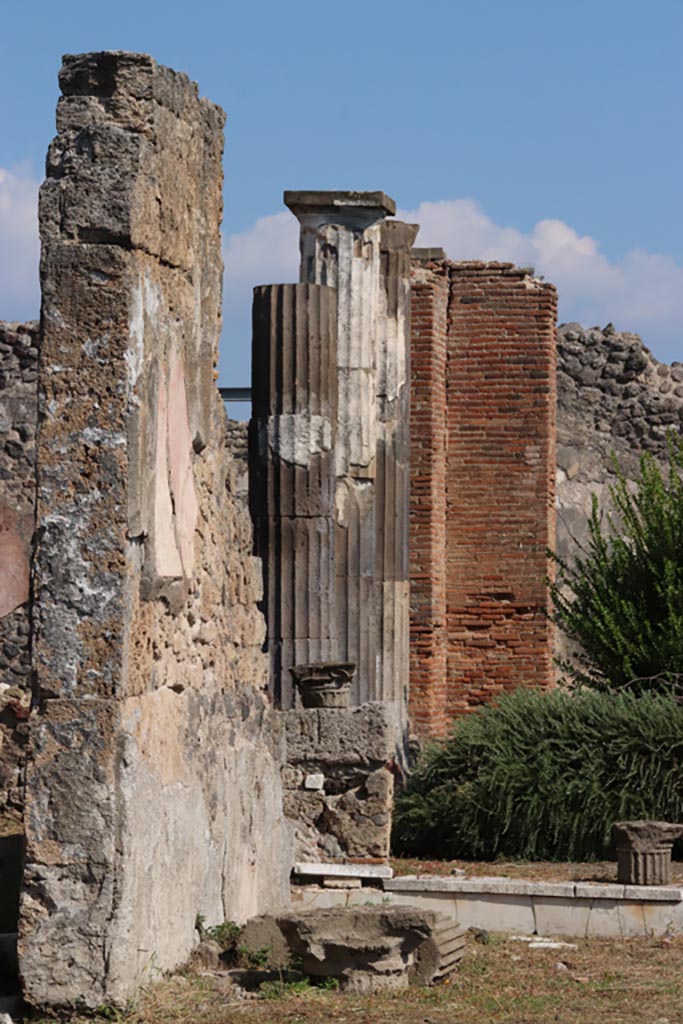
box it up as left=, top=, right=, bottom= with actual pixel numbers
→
left=392, top=688, right=683, bottom=861
left=551, top=441, right=683, bottom=696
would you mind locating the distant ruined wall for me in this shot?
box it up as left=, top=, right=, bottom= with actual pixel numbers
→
left=555, top=321, right=683, bottom=667
left=556, top=321, right=683, bottom=559
left=0, top=321, right=39, bottom=820
left=409, top=256, right=557, bottom=735
left=20, top=52, right=291, bottom=1011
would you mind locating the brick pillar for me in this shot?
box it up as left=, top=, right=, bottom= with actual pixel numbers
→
left=408, top=252, right=449, bottom=737
left=445, top=262, right=557, bottom=715
left=250, top=283, right=338, bottom=707
left=408, top=257, right=557, bottom=736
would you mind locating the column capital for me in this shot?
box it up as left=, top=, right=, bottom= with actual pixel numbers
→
left=284, top=190, right=396, bottom=229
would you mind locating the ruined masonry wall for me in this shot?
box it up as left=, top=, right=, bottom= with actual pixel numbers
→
left=556, top=321, right=683, bottom=562
left=20, top=52, right=291, bottom=1011
left=409, top=259, right=557, bottom=734
left=446, top=264, right=557, bottom=716
left=555, top=321, right=683, bottom=668
left=0, top=321, right=39, bottom=819
left=283, top=703, right=396, bottom=862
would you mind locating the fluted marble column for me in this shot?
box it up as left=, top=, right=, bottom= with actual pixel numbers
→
left=376, top=220, right=419, bottom=708
left=250, top=283, right=338, bottom=707
left=283, top=192, right=416, bottom=713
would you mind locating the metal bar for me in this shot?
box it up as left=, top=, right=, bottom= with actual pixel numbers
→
left=219, top=386, right=251, bottom=402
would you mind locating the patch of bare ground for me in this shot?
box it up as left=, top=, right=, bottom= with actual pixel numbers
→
left=27, top=935, right=683, bottom=1024
left=391, top=855, right=683, bottom=884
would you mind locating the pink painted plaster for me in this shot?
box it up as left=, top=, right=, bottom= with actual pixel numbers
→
left=167, top=349, right=198, bottom=577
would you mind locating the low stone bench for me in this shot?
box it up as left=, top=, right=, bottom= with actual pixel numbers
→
left=293, top=874, right=683, bottom=938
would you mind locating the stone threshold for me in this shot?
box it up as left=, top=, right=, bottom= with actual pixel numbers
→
left=385, top=875, right=683, bottom=903
left=293, top=861, right=394, bottom=880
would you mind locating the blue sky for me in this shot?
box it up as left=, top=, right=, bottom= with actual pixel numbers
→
left=1, top=0, right=682, bottom=391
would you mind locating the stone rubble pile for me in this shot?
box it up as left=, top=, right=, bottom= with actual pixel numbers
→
left=246, top=906, right=466, bottom=992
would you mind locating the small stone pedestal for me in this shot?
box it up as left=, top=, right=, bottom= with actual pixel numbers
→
left=613, top=820, right=683, bottom=886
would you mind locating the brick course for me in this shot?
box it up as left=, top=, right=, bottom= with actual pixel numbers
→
left=409, top=259, right=557, bottom=736
left=408, top=262, right=449, bottom=737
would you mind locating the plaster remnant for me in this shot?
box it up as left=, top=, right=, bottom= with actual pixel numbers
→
left=267, top=414, right=333, bottom=467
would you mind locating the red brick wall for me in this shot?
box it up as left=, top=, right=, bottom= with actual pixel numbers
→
left=408, top=260, right=450, bottom=736
left=409, top=259, right=557, bottom=736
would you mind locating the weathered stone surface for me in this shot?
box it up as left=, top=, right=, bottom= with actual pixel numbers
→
left=20, top=52, right=291, bottom=1011
left=291, top=662, right=354, bottom=708
left=293, top=862, right=393, bottom=879
left=285, top=192, right=414, bottom=723
left=275, top=906, right=459, bottom=991
left=283, top=703, right=395, bottom=860
left=613, top=820, right=683, bottom=886
left=239, top=914, right=291, bottom=970
left=285, top=702, right=397, bottom=765
left=375, top=221, right=417, bottom=715
left=186, top=939, right=223, bottom=972
left=0, top=321, right=39, bottom=818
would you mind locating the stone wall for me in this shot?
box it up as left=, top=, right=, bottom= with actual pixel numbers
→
left=19, top=52, right=291, bottom=1010
left=0, top=321, right=39, bottom=821
left=555, top=321, right=683, bottom=668
left=556, top=321, right=683, bottom=561
left=283, top=703, right=396, bottom=862
left=409, top=256, right=557, bottom=735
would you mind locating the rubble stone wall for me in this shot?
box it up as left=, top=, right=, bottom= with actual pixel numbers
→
left=19, top=52, right=291, bottom=1011
left=556, top=321, right=683, bottom=560
left=409, top=257, right=557, bottom=734
left=555, top=321, right=683, bottom=668
left=283, top=703, right=396, bottom=862
left=0, top=321, right=39, bottom=820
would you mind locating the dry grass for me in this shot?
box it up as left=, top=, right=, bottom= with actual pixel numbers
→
left=391, top=855, right=683, bottom=884
left=28, top=935, right=683, bottom=1024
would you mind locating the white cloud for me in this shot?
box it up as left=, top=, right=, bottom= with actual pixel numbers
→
left=398, top=199, right=683, bottom=361
left=0, top=165, right=40, bottom=322
left=221, top=211, right=300, bottom=385
left=219, top=198, right=683, bottom=379
left=3, top=171, right=681, bottom=369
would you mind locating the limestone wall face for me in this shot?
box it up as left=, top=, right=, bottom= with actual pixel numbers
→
left=0, top=321, right=39, bottom=821
left=20, top=52, right=291, bottom=1010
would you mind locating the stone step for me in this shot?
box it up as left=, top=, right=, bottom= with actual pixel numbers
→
left=432, top=921, right=467, bottom=979
left=438, top=933, right=467, bottom=958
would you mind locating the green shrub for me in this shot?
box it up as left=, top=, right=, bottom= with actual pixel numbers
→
left=551, top=440, right=683, bottom=696
left=392, top=688, right=683, bottom=861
